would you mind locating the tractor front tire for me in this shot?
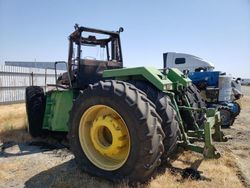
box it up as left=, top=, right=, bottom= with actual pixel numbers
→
left=25, top=86, right=47, bottom=137
left=69, top=80, right=164, bottom=182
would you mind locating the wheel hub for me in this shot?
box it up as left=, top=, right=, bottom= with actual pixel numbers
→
left=90, top=115, right=128, bottom=157
left=78, top=105, right=131, bottom=170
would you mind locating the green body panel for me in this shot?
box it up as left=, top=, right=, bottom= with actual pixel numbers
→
left=43, top=90, right=73, bottom=132
left=103, top=67, right=173, bottom=91
left=166, top=68, right=192, bottom=90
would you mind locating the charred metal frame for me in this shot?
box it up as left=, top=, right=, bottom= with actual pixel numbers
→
left=67, top=24, right=124, bottom=79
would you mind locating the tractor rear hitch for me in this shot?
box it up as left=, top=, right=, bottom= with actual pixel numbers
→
left=175, top=102, right=228, bottom=159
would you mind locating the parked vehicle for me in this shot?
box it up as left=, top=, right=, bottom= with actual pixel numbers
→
left=163, top=52, right=242, bottom=127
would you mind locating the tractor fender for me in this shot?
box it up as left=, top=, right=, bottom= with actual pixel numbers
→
left=103, top=67, right=173, bottom=91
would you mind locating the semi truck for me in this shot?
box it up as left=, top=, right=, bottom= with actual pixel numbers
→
left=163, top=52, right=242, bottom=127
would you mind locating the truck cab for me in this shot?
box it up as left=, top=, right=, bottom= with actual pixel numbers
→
left=163, top=52, right=215, bottom=72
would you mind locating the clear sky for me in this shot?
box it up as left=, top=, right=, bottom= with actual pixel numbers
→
left=0, top=0, right=249, bottom=78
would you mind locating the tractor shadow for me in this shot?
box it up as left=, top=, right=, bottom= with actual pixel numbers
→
left=156, top=159, right=211, bottom=182
left=154, top=148, right=212, bottom=183
left=24, top=159, right=125, bottom=188
left=0, top=141, right=46, bottom=158
left=0, top=136, right=67, bottom=158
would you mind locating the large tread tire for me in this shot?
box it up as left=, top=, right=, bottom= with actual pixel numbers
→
left=25, top=86, right=47, bottom=137
left=156, top=95, right=180, bottom=162
left=128, top=81, right=180, bottom=161
left=182, top=84, right=206, bottom=129
left=68, top=80, right=164, bottom=182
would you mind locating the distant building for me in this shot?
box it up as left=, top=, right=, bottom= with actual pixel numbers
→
left=5, top=61, right=67, bottom=70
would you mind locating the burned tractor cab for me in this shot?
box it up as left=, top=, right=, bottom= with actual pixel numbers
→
left=68, top=24, right=124, bottom=89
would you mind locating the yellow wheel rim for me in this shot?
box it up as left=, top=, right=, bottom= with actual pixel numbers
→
left=79, top=105, right=130, bottom=171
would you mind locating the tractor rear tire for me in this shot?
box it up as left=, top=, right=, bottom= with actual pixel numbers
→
left=68, top=80, right=164, bottom=182
left=127, top=80, right=180, bottom=161
left=25, top=86, right=47, bottom=137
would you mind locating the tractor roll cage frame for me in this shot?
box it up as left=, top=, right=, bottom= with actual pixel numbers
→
left=67, top=24, right=124, bottom=78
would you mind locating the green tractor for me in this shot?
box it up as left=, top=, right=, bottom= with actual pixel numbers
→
left=25, top=25, right=227, bottom=182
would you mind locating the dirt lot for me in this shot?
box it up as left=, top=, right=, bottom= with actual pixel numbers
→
left=0, top=86, right=250, bottom=188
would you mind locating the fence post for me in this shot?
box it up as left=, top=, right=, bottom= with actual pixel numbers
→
left=31, top=72, right=34, bottom=86
left=45, top=68, right=47, bottom=92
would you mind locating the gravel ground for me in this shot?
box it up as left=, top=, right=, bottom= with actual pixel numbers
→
left=0, top=141, right=74, bottom=188
left=217, top=86, right=250, bottom=187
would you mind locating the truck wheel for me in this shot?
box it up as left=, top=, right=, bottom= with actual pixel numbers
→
left=232, top=101, right=241, bottom=117
left=25, top=86, right=47, bottom=137
left=219, top=106, right=233, bottom=128
left=69, top=80, right=164, bottom=182
left=127, top=80, right=180, bottom=161
left=182, top=84, right=206, bottom=129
